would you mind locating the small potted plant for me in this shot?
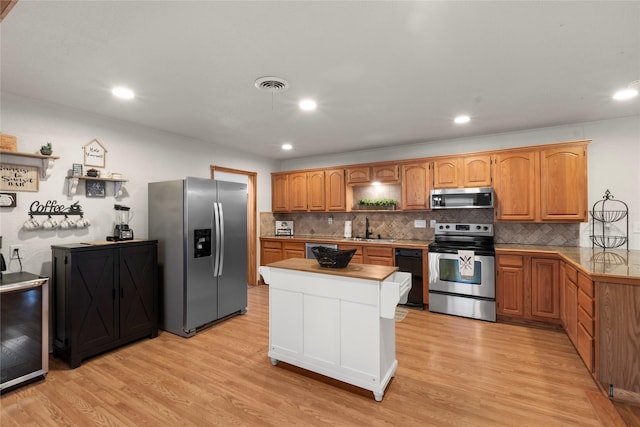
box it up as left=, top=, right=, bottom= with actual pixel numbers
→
left=40, top=142, right=52, bottom=156
left=358, top=198, right=397, bottom=210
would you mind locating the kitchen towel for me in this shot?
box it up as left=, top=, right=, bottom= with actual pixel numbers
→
left=344, top=221, right=352, bottom=238
left=458, top=250, right=475, bottom=278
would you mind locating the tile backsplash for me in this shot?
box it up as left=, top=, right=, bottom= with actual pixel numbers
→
left=261, top=210, right=580, bottom=246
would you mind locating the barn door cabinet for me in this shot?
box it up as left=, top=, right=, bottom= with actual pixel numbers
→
left=51, top=241, right=158, bottom=368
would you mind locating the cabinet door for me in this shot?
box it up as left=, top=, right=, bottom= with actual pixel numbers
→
left=289, top=172, right=308, bottom=211
left=540, top=145, right=587, bottom=221
left=372, top=164, right=399, bottom=183
left=261, top=241, right=283, bottom=266
left=496, top=255, right=526, bottom=317
left=433, top=158, right=460, bottom=188
left=325, top=169, right=346, bottom=211
left=272, top=174, right=289, bottom=212
left=462, top=155, right=492, bottom=187
left=401, top=162, right=430, bottom=210
left=531, top=257, right=560, bottom=320
left=307, top=170, right=325, bottom=211
left=493, top=151, right=537, bottom=221
left=70, top=249, right=117, bottom=353
left=564, top=274, right=578, bottom=346
left=119, top=244, right=157, bottom=340
left=346, top=167, right=370, bottom=184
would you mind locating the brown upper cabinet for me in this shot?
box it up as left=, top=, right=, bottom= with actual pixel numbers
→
left=325, top=169, right=346, bottom=211
left=346, top=163, right=399, bottom=185
left=493, top=141, right=588, bottom=222
left=272, top=169, right=345, bottom=212
left=272, top=140, right=588, bottom=219
left=272, top=174, right=289, bottom=212
left=432, top=154, right=492, bottom=189
left=401, top=162, right=430, bottom=210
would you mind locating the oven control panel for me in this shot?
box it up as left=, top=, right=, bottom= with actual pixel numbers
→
left=434, top=223, right=493, bottom=236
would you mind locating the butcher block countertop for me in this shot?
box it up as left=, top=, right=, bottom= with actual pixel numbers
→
left=266, top=258, right=399, bottom=282
left=261, top=235, right=431, bottom=249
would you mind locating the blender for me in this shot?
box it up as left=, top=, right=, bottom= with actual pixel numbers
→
left=110, top=204, right=134, bottom=241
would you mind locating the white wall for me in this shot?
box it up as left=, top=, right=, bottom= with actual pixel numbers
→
left=280, top=116, right=640, bottom=250
left=0, top=93, right=278, bottom=276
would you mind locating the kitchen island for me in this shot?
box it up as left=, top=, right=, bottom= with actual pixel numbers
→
left=258, top=258, right=410, bottom=401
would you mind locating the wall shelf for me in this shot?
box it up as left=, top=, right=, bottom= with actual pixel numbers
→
left=66, top=176, right=128, bottom=197
left=0, top=149, right=60, bottom=178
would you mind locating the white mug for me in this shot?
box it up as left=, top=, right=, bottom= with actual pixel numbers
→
left=60, top=217, right=76, bottom=229
left=23, top=218, right=42, bottom=229
left=42, top=217, right=59, bottom=229
left=76, top=218, right=90, bottom=228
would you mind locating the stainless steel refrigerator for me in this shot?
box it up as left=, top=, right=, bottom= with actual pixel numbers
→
left=148, top=177, right=247, bottom=337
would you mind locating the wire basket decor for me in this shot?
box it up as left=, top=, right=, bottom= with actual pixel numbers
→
left=311, top=247, right=357, bottom=268
left=590, top=189, right=629, bottom=250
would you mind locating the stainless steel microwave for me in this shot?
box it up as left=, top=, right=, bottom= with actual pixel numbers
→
left=430, top=187, right=494, bottom=209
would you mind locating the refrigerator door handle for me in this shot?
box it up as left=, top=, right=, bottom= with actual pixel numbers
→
left=213, top=202, right=221, bottom=277
left=218, top=202, right=225, bottom=276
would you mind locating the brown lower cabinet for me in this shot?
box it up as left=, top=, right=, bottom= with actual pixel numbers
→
left=496, top=253, right=560, bottom=323
left=260, top=240, right=305, bottom=265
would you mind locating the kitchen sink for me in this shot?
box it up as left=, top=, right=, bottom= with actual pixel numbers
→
left=346, top=237, right=396, bottom=243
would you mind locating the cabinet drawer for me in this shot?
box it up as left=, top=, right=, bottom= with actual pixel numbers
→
left=577, top=289, right=594, bottom=316
left=577, top=323, right=594, bottom=372
left=498, top=254, right=524, bottom=267
left=338, top=244, right=363, bottom=255
left=577, top=272, right=594, bottom=297
left=263, top=240, right=283, bottom=249
left=565, top=263, right=578, bottom=284
left=577, top=306, right=594, bottom=336
left=364, top=246, right=394, bottom=258
left=283, top=241, right=305, bottom=251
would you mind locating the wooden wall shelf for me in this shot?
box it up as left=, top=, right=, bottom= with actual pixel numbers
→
left=0, top=149, right=60, bottom=178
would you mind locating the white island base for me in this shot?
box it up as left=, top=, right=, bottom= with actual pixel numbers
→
left=259, top=259, right=411, bottom=401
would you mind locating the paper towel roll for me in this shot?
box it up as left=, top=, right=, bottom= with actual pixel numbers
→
left=344, top=220, right=352, bottom=238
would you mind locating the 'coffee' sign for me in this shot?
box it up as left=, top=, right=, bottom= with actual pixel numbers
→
left=0, top=163, right=39, bottom=192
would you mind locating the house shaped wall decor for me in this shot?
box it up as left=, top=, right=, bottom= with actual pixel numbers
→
left=83, top=138, right=107, bottom=168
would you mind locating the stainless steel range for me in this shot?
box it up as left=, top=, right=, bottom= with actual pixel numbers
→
left=428, top=223, right=496, bottom=322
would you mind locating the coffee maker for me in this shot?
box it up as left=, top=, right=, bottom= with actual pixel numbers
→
left=108, top=204, right=134, bottom=241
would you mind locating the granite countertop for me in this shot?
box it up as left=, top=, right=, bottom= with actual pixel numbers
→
left=261, top=235, right=432, bottom=249
left=495, top=244, right=640, bottom=283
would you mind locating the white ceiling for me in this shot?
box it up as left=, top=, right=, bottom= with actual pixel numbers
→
left=2, top=1, right=639, bottom=160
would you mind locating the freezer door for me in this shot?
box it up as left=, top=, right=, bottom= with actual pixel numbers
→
left=184, top=177, right=218, bottom=332
left=216, top=180, right=248, bottom=318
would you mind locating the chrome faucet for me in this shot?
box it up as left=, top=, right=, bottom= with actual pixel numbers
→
left=365, top=216, right=372, bottom=239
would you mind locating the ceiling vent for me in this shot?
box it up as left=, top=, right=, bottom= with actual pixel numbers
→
left=255, top=76, right=289, bottom=93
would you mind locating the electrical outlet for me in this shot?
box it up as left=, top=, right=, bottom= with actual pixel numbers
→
left=10, top=244, right=23, bottom=260
left=430, top=219, right=437, bottom=228
left=414, top=219, right=426, bottom=228
left=328, top=216, right=333, bottom=225
left=633, top=221, right=640, bottom=233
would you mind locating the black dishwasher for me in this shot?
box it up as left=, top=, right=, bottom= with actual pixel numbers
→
left=395, top=248, right=423, bottom=309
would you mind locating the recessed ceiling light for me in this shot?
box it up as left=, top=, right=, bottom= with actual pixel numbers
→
left=111, top=86, right=135, bottom=100
left=454, top=115, right=470, bottom=124
left=281, top=143, right=293, bottom=150
left=613, top=80, right=639, bottom=100
left=299, top=99, right=317, bottom=111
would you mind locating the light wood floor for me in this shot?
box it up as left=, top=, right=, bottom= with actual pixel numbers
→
left=0, top=285, right=632, bottom=426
